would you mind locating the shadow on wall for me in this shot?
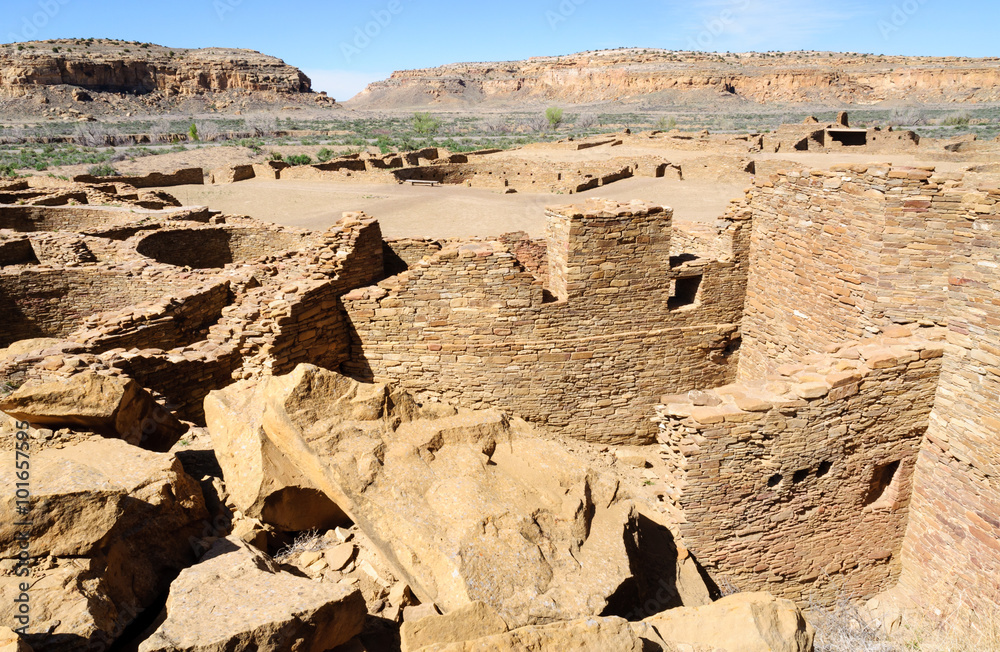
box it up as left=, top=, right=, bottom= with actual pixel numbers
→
left=0, top=281, right=63, bottom=347
left=136, top=228, right=309, bottom=269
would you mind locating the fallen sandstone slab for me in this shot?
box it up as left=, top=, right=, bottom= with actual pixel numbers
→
left=207, top=364, right=644, bottom=628
left=410, top=616, right=643, bottom=652
left=0, top=439, right=208, bottom=651
left=205, top=377, right=348, bottom=532
left=0, top=372, right=186, bottom=452
left=640, top=592, right=815, bottom=652
left=138, top=536, right=366, bottom=652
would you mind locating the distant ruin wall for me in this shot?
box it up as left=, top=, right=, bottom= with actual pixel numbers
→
left=342, top=200, right=748, bottom=444
left=73, top=168, right=204, bottom=188
left=897, top=189, right=1000, bottom=611
left=655, top=334, right=944, bottom=605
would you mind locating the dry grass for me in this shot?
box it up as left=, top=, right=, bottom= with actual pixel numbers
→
left=273, top=529, right=326, bottom=563
left=813, top=593, right=1000, bottom=652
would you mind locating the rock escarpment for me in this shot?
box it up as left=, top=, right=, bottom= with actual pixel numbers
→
left=350, top=49, right=1000, bottom=107
left=0, top=39, right=311, bottom=95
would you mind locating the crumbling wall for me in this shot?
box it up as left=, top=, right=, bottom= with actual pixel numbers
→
left=655, top=332, right=944, bottom=605
left=68, top=281, right=233, bottom=353
left=897, top=188, right=1000, bottom=612
left=342, top=200, right=748, bottom=444
left=383, top=238, right=443, bottom=277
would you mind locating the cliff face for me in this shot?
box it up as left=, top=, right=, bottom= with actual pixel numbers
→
left=0, top=40, right=311, bottom=95
left=349, top=49, right=1000, bottom=108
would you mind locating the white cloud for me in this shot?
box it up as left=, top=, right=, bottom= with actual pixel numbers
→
left=681, top=0, right=876, bottom=51
left=301, top=69, right=387, bottom=102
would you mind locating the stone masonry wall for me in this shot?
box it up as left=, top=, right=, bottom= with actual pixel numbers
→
left=0, top=267, right=200, bottom=347
left=342, top=200, right=749, bottom=445
left=654, top=330, right=944, bottom=605
left=896, top=187, right=1000, bottom=611
left=741, top=165, right=964, bottom=379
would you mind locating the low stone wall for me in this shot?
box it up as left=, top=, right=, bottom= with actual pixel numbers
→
left=68, top=281, right=233, bottom=353
left=73, top=167, right=204, bottom=188
left=383, top=238, right=443, bottom=276
left=210, top=165, right=255, bottom=184
left=0, top=236, right=37, bottom=266
left=0, top=267, right=201, bottom=348
left=136, top=226, right=311, bottom=269
left=654, top=331, right=944, bottom=605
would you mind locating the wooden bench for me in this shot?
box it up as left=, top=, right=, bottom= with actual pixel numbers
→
left=406, top=179, right=441, bottom=187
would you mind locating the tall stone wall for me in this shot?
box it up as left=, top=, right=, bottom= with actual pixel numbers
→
left=342, top=200, right=749, bottom=445
left=896, top=188, right=1000, bottom=611
left=655, top=332, right=944, bottom=605
left=741, top=165, right=963, bottom=379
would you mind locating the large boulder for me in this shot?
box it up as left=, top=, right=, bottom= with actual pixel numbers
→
left=204, top=378, right=348, bottom=532
left=641, top=592, right=815, bottom=652
left=207, top=364, right=643, bottom=628
left=411, top=616, right=643, bottom=652
left=0, top=373, right=186, bottom=452
left=139, top=536, right=366, bottom=652
left=0, top=439, right=209, bottom=651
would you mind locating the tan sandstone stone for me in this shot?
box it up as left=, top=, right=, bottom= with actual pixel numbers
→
left=0, top=372, right=185, bottom=452
left=139, top=536, right=366, bottom=652
left=641, top=592, right=815, bottom=652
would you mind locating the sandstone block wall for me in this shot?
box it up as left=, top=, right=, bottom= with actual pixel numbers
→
left=0, top=268, right=201, bottom=347
left=897, top=188, right=1000, bottom=611
left=741, top=166, right=961, bottom=379
left=342, top=200, right=749, bottom=444
left=72, top=168, right=204, bottom=188
left=136, top=227, right=311, bottom=269
left=654, top=332, right=944, bottom=605
left=68, top=281, right=233, bottom=353
left=0, top=235, right=37, bottom=266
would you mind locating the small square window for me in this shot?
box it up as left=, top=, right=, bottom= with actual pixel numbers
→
left=670, top=275, right=702, bottom=309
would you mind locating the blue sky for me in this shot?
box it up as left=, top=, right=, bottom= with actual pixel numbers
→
left=3, top=0, right=996, bottom=100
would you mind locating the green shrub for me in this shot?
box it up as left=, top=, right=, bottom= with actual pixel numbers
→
left=269, top=152, right=284, bottom=161
left=0, top=164, right=18, bottom=178
left=87, top=163, right=118, bottom=177
left=188, top=122, right=199, bottom=142
left=413, top=112, right=441, bottom=135
left=317, top=147, right=335, bottom=162
left=657, top=116, right=678, bottom=130
left=546, top=107, right=565, bottom=129
left=285, top=154, right=312, bottom=166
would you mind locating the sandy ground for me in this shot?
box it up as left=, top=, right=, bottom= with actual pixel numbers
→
left=162, top=175, right=748, bottom=239
left=132, top=138, right=979, bottom=239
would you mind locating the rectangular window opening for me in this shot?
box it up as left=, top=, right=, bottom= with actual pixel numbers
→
left=670, top=275, right=702, bottom=309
